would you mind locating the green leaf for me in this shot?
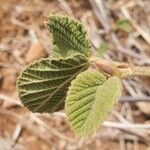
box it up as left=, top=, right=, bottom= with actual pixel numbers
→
left=47, top=15, right=91, bottom=57
left=116, top=19, right=132, bottom=33
left=97, top=42, right=108, bottom=58
left=17, top=54, right=89, bottom=113
left=65, top=71, right=122, bottom=136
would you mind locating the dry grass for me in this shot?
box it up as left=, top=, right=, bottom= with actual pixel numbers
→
left=0, top=0, right=150, bottom=149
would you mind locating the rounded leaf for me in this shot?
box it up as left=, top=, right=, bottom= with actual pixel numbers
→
left=65, top=71, right=122, bottom=136
left=17, top=54, right=89, bottom=113
left=47, top=15, right=91, bottom=57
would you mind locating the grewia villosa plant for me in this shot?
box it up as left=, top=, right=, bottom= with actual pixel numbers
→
left=17, top=15, right=150, bottom=137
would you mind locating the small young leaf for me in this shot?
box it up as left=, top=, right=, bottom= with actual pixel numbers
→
left=116, top=19, right=132, bottom=33
left=47, top=15, right=91, bottom=57
left=97, top=42, right=108, bottom=57
left=17, top=54, right=89, bottom=113
left=65, top=71, right=122, bottom=136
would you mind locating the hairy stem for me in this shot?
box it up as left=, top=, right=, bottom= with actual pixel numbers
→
left=90, top=56, right=150, bottom=78
left=131, top=66, right=150, bottom=76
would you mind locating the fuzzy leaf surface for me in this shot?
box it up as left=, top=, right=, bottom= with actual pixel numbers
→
left=17, top=54, right=89, bottom=113
left=47, top=15, right=91, bottom=57
left=65, top=71, right=122, bottom=136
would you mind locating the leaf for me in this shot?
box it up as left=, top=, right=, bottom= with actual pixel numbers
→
left=17, top=54, right=89, bottom=113
left=47, top=15, right=91, bottom=57
left=65, top=71, right=122, bottom=136
left=97, top=42, right=108, bottom=58
left=116, top=19, right=132, bottom=33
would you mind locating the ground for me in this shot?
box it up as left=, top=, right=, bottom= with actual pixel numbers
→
left=0, top=0, right=150, bottom=150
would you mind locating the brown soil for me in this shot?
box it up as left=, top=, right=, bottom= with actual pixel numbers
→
left=0, top=0, right=150, bottom=150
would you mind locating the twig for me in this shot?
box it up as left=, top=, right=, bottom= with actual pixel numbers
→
left=12, top=124, right=22, bottom=143
left=119, top=96, right=150, bottom=103
left=11, top=124, right=23, bottom=148
left=112, top=110, right=128, bottom=123
left=103, top=121, right=150, bottom=130
left=31, top=114, right=74, bottom=143
left=0, top=110, right=57, bottom=146
left=57, top=0, right=73, bottom=16
left=11, top=16, right=29, bottom=30
left=121, top=2, right=150, bottom=45
left=103, top=121, right=150, bottom=144
left=0, top=62, right=22, bottom=70
left=95, top=131, right=141, bottom=142
left=122, top=80, right=137, bottom=96
left=80, top=12, right=101, bottom=54
left=0, top=137, right=23, bottom=150
left=0, top=94, right=23, bottom=107
left=110, top=33, right=150, bottom=61
left=88, top=0, right=110, bottom=32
